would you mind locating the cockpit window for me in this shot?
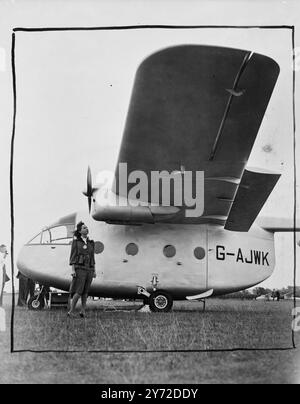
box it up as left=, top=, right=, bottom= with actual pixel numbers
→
left=47, top=225, right=74, bottom=244
left=41, top=229, right=51, bottom=244
left=27, top=224, right=74, bottom=245
left=28, top=233, right=42, bottom=244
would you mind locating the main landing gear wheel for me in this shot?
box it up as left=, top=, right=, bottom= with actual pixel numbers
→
left=28, top=295, right=45, bottom=311
left=149, top=291, right=173, bottom=313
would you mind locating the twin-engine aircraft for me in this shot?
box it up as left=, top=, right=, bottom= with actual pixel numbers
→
left=17, top=45, right=298, bottom=312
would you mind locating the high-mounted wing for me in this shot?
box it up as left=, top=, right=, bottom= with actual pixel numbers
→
left=108, top=45, right=280, bottom=225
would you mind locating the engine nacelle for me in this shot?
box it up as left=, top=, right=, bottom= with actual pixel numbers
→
left=92, top=204, right=180, bottom=224
left=92, top=205, right=154, bottom=224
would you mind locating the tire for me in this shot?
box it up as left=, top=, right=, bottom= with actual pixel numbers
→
left=28, top=295, right=45, bottom=310
left=149, top=291, right=173, bottom=313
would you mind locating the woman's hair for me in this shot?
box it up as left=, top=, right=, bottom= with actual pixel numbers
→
left=74, top=221, right=85, bottom=240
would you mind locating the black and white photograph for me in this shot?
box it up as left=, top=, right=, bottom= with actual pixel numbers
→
left=0, top=0, right=300, bottom=386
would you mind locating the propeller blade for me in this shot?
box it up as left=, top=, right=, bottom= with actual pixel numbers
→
left=83, top=166, right=93, bottom=213
left=87, top=166, right=92, bottom=196
left=88, top=195, right=92, bottom=214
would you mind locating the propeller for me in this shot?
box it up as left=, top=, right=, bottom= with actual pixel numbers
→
left=83, top=166, right=93, bottom=213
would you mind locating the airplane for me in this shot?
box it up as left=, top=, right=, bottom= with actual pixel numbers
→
left=17, top=45, right=299, bottom=312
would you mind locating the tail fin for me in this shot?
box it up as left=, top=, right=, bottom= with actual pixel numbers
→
left=257, top=216, right=300, bottom=233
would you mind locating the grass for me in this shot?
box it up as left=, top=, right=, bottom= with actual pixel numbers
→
left=0, top=296, right=299, bottom=383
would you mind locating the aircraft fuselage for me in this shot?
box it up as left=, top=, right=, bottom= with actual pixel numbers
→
left=17, top=212, right=275, bottom=300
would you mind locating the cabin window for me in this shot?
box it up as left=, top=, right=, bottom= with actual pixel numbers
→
left=163, top=245, right=176, bottom=258
left=94, top=241, right=104, bottom=254
left=194, top=247, right=206, bottom=260
left=126, top=243, right=138, bottom=256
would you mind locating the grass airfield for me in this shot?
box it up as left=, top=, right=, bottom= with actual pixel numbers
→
left=0, top=296, right=299, bottom=383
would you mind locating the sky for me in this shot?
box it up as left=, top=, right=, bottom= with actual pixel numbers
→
left=0, top=0, right=300, bottom=291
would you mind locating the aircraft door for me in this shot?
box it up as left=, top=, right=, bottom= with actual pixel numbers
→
left=194, top=226, right=208, bottom=290
left=165, top=225, right=208, bottom=293
left=157, top=225, right=208, bottom=293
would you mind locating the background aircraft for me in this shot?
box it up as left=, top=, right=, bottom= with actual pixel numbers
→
left=17, top=45, right=299, bottom=312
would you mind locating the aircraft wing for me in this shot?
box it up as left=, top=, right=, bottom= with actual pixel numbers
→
left=109, top=45, right=280, bottom=226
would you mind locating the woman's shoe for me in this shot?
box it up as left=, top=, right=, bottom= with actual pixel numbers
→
left=67, top=311, right=76, bottom=318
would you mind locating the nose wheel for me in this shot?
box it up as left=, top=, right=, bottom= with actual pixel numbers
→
left=27, top=285, right=47, bottom=310
left=149, top=291, right=173, bottom=313
left=28, top=295, right=45, bottom=310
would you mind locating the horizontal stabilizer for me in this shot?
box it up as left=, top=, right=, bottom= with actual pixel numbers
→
left=225, top=168, right=281, bottom=232
left=257, top=216, right=300, bottom=233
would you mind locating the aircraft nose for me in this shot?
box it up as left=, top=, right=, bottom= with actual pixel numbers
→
left=16, top=244, right=54, bottom=286
left=16, top=239, right=73, bottom=291
left=17, top=245, right=36, bottom=280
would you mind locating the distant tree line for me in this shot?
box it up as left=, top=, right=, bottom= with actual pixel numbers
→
left=217, top=286, right=300, bottom=300
left=217, top=290, right=256, bottom=300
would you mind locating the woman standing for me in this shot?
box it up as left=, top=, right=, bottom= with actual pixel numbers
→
left=68, top=221, right=96, bottom=318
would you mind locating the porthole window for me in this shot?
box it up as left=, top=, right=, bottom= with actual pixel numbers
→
left=163, top=245, right=176, bottom=258
left=94, top=241, right=104, bottom=254
left=126, top=243, right=139, bottom=256
left=194, top=247, right=206, bottom=260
